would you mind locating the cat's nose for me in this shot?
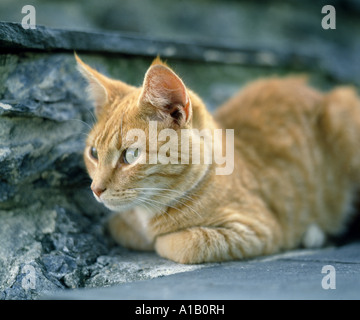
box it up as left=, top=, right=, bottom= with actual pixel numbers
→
left=91, top=185, right=106, bottom=198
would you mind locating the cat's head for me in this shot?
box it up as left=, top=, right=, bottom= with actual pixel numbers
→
left=76, top=55, right=209, bottom=212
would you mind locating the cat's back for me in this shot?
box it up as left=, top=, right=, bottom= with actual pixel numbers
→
left=214, top=76, right=322, bottom=134
left=213, top=76, right=360, bottom=168
left=214, top=76, right=360, bottom=245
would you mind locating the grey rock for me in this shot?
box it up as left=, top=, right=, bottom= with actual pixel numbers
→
left=0, top=22, right=326, bottom=77
left=0, top=50, right=110, bottom=299
left=48, top=242, right=360, bottom=300
left=84, top=250, right=209, bottom=289
left=2, top=0, right=360, bottom=83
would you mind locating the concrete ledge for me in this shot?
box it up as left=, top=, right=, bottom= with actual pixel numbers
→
left=46, top=241, right=360, bottom=300
left=0, top=22, right=316, bottom=69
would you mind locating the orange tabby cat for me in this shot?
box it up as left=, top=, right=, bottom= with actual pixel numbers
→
left=76, top=54, right=360, bottom=264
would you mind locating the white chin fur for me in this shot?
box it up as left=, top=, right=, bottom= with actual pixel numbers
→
left=92, top=193, right=132, bottom=211
left=102, top=201, right=135, bottom=212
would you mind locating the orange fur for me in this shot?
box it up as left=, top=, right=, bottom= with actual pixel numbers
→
left=77, top=55, right=360, bottom=264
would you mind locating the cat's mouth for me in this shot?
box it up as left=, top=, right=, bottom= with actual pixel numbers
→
left=93, top=190, right=139, bottom=212
left=100, top=198, right=137, bottom=212
left=92, top=187, right=169, bottom=213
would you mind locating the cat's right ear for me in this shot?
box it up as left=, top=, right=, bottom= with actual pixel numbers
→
left=75, top=53, right=110, bottom=118
left=75, top=53, right=133, bottom=119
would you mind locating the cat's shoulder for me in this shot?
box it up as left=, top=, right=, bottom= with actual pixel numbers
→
left=215, top=76, right=317, bottom=118
left=236, top=75, right=311, bottom=100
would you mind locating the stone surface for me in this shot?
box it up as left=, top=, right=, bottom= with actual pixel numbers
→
left=47, top=241, right=360, bottom=300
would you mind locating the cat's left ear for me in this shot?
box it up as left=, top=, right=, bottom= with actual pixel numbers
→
left=139, top=63, right=192, bottom=126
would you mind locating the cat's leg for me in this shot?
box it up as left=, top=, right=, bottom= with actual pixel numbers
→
left=108, top=211, right=154, bottom=251
left=155, top=212, right=283, bottom=264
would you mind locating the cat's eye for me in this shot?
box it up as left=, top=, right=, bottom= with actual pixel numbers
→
left=89, top=146, right=98, bottom=160
left=123, top=148, right=140, bottom=164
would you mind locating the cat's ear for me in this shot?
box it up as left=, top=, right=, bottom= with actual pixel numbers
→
left=139, top=62, right=192, bottom=126
left=75, top=53, right=110, bottom=117
left=75, top=53, right=133, bottom=118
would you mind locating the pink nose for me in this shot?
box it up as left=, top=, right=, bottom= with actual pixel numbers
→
left=91, top=186, right=106, bottom=197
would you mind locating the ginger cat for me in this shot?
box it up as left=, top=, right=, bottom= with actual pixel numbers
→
left=76, top=54, right=360, bottom=264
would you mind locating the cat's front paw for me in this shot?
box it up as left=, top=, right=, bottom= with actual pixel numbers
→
left=155, top=231, right=201, bottom=264
left=108, top=213, right=154, bottom=251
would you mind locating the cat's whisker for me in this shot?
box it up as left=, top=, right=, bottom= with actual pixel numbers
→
left=131, top=187, right=197, bottom=203
left=75, top=132, right=91, bottom=140
left=132, top=197, right=152, bottom=212
left=137, top=198, right=163, bottom=215
left=120, top=111, right=125, bottom=142
left=67, top=118, right=93, bottom=131
left=149, top=192, right=202, bottom=219
left=86, top=108, right=97, bottom=125
left=137, top=197, right=176, bottom=222
left=136, top=197, right=180, bottom=225
left=131, top=187, right=203, bottom=218
left=143, top=196, right=199, bottom=223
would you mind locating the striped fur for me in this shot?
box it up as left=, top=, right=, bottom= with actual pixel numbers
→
left=77, top=55, right=360, bottom=264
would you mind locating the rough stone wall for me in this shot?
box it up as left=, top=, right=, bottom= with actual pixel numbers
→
left=1, top=0, right=360, bottom=84
left=0, top=53, right=109, bottom=299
